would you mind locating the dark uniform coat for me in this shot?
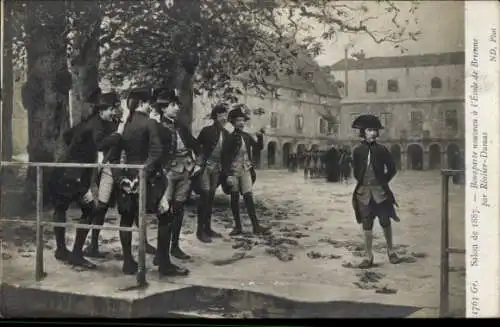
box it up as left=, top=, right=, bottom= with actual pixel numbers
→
left=193, top=123, right=230, bottom=194
left=351, top=141, right=398, bottom=224
left=219, top=131, right=263, bottom=194
left=50, top=114, right=121, bottom=205
left=116, top=111, right=163, bottom=214
left=197, top=123, right=230, bottom=163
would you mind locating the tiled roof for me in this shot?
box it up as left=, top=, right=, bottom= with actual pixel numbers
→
left=330, top=52, right=465, bottom=71
left=269, top=51, right=340, bottom=98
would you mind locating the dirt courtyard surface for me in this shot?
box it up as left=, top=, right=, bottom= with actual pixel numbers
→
left=1, top=170, right=465, bottom=317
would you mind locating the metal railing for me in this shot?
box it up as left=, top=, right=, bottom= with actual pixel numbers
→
left=0, top=161, right=149, bottom=287
left=439, top=169, right=465, bottom=317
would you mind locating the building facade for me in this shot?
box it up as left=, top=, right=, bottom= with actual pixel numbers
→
left=330, top=52, right=465, bottom=170
left=192, top=58, right=341, bottom=169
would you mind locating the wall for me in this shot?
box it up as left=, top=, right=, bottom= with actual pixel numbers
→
left=333, top=64, right=465, bottom=100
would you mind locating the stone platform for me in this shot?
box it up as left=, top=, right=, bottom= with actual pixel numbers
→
left=1, top=276, right=426, bottom=318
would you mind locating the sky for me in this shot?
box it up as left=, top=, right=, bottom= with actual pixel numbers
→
left=307, top=1, right=465, bottom=67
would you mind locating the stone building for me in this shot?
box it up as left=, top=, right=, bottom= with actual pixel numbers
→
left=330, top=51, right=465, bottom=170
left=192, top=55, right=341, bottom=169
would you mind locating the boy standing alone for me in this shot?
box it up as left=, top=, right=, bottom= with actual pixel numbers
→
left=351, top=114, right=400, bottom=269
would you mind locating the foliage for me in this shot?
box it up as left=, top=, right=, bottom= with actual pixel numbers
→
left=8, top=0, right=421, bottom=103
left=99, top=0, right=421, bottom=103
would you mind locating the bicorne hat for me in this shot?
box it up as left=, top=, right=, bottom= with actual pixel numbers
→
left=351, top=114, right=384, bottom=130
left=87, top=87, right=120, bottom=111
left=210, top=102, right=229, bottom=120
left=228, top=104, right=251, bottom=122
left=152, top=87, right=180, bottom=107
left=127, top=87, right=155, bottom=103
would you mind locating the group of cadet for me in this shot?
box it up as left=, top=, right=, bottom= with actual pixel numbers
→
left=48, top=86, right=270, bottom=278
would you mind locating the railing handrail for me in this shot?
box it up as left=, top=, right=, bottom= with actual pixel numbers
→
left=0, top=161, right=146, bottom=169
left=439, top=169, right=465, bottom=317
left=440, top=169, right=464, bottom=176
left=0, top=161, right=148, bottom=288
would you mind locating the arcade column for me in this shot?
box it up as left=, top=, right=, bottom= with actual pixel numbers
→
left=441, top=151, right=447, bottom=170
left=423, top=150, right=430, bottom=170
left=401, top=151, right=408, bottom=171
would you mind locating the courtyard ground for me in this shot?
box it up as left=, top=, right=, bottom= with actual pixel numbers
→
left=0, top=169, right=465, bottom=317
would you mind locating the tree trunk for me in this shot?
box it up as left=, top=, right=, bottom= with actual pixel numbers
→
left=170, top=0, right=200, bottom=129
left=68, top=0, right=101, bottom=126
left=22, top=1, right=71, bottom=207
left=1, top=0, right=14, bottom=162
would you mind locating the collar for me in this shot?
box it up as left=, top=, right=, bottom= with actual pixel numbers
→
left=163, top=116, right=175, bottom=124
left=361, top=140, right=377, bottom=147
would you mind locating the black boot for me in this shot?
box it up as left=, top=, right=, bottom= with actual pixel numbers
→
left=205, top=191, right=222, bottom=238
left=69, top=204, right=97, bottom=269
left=171, top=203, right=191, bottom=260
left=83, top=202, right=108, bottom=258
left=133, top=217, right=156, bottom=255
left=243, top=193, right=270, bottom=235
left=157, top=221, right=189, bottom=277
left=69, top=229, right=97, bottom=269
left=229, top=192, right=242, bottom=236
left=196, top=193, right=212, bottom=243
left=120, top=230, right=138, bottom=275
left=153, top=211, right=172, bottom=266
left=53, top=209, right=71, bottom=262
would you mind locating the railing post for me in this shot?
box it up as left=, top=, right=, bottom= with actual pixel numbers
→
left=136, top=168, right=147, bottom=286
left=440, top=173, right=450, bottom=317
left=35, top=166, right=45, bottom=281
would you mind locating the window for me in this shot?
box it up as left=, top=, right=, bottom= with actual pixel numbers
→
left=379, top=112, right=392, bottom=128
left=410, top=111, right=423, bottom=131
left=366, top=79, right=377, bottom=93
left=328, top=118, right=339, bottom=135
left=319, top=118, right=327, bottom=134
left=305, top=72, right=314, bottom=81
left=270, top=112, right=278, bottom=128
left=445, top=109, right=458, bottom=130
left=295, top=114, right=304, bottom=133
left=388, top=79, right=399, bottom=92
left=431, top=77, right=442, bottom=89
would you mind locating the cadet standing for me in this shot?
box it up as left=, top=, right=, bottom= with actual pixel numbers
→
left=114, top=87, right=164, bottom=275
left=221, top=105, right=270, bottom=236
left=351, top=114, right=400, bottom=268
left=48, top=90, right=121, bottom=269
left=195, top=103, right=230, bottom=243
left=156, top=88, right=202, bottom=262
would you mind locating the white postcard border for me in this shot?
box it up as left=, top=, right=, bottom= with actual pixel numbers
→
left=465, top=1, right=500, bottom=318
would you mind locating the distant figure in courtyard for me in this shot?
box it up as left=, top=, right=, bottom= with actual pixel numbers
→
left=290, top=153, right=298, bottom=172
left=339, top=146, right=352, bottom=184
left=351, top=114, right=400, bottom=269
left=304, top=149, right=315, bottom=179
left=324, top=145, right=340, bottom=182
